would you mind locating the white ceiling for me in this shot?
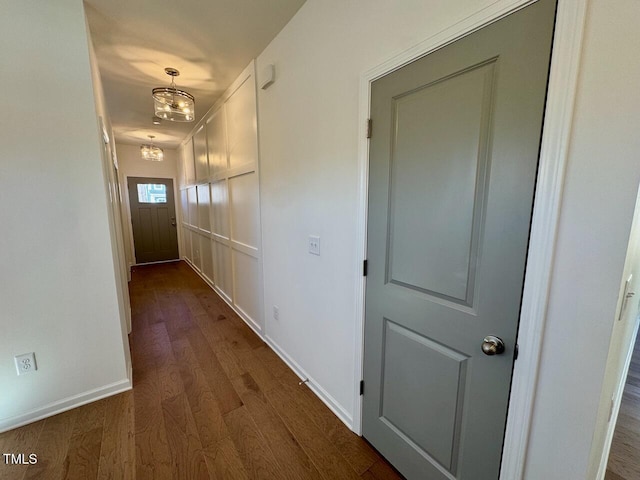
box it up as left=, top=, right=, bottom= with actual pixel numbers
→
left=84, top=0, right=306, bottom=149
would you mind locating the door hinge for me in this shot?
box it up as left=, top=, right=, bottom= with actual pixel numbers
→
left=366, top=119, right=372, bottom=139
left=514, top=344, right=519, bottom=361
left=363, top=259, right=368, bottom=277
left=608, top=395, right=616, bottom=422
left=360, top=380, right=364, bottom=396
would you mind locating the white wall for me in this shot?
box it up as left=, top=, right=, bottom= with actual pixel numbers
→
left=524, top=0, right=640, bottom=477
left=115, top=143, right=179, bottom=268
left=256, top=0, right=640, bottom=474
left=256, top=0, right=519, bottom=428
left=87, top=12, right=133, bottom=352
left=0, top=0, right=130, bottom=430
left=116, top=143, right=179, bottom=179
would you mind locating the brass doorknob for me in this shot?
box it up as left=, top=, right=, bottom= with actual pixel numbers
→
left=482, top=335, right=505, bottom=356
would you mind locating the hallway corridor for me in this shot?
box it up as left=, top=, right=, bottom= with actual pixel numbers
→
left=0, top=262, right=400, bottom=479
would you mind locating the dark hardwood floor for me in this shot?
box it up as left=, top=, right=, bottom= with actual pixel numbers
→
left=606, top=332, right=640, bottom=480
left=0, top=261, right=402, bottom=479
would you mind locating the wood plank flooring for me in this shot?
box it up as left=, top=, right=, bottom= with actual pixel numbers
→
left=606, top=333, right=640, bottom=480
left=0, top=261, right=403, bottom=480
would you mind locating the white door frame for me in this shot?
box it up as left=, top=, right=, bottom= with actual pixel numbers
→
left=352, top=1, right=588, bottom=478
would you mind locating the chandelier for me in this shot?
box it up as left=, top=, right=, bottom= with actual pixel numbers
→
left=140, top=135, right=164, bottom=162
left=152, top=67, right=195, bottom=122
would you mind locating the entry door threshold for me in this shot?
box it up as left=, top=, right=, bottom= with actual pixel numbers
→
left=134, top=259, right=181, bottom=266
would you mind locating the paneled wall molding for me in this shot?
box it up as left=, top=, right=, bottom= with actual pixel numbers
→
left=177, top=61, right=264, bottom=336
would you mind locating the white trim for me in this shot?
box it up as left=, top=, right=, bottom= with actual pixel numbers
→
left=123, top=173, right=137, bottom=266
left=353, top=0, right=588, bottom=477
left=501, top=1, right=587, bottom=477
left=184, top=258, right=263, bottom=335
left=184, top=254, right=354, bottom=429
left=265, top=335, right=354, bottom=429
left=134, top=258, right=181, bottom=267
left=180, top=61, right=256, bottom=153
left=234, top=302, right=263, bottom=335
left=0, top=378, right=132, bottom=434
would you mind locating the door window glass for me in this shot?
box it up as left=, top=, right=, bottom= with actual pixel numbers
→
left=137, top=184, right=167, bottom=203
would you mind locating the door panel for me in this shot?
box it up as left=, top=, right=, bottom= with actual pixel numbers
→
left=388, top=61, right=495, bottom=304
left=138, top=208, right=154, bottom=252
left=380, top=319, right=469, bottom=470
left=363, top=1, right=557, bottom=479
left=128, top=177, right=179, bottom=264
left=156, top=206, right=171, bottom=250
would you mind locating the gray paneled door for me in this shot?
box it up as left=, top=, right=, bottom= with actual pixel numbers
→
left=127, top=177, right=179, bottom=264
left=362, top=1, right=556, bottom=479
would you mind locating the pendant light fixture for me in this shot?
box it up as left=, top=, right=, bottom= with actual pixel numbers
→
left=152, top=67, right=195, bottom=122
left=140, top=135, right=164, bottom=162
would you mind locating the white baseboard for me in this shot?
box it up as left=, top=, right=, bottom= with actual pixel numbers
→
left=134, top=259, right=181, bottom=267
left=0, top=378, right=132, bottom=433
left=184, top=260, right=353, bottom=431
left=233, top=303, right=263, bottom=336
left=265, top=335, right=354, bottom=431
left=184, top=259, right=263, bottom=336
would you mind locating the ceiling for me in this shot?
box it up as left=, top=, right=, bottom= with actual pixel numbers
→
left=84, top=0, right=306, bottom=149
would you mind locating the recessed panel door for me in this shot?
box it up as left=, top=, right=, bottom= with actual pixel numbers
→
left=363, top=1, right=557, bottom=479
left=127, top=177, right=179, bottom=264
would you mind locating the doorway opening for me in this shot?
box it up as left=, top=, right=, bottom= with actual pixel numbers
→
left=606, top=332, right=640, bottom=480
left=126, top=176, right=179, bottom=265
left=593, top=183, right=640, bottom=480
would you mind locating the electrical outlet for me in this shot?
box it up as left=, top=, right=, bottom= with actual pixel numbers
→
left=308, top=235, right=320, bottom=256
left=15, top=352, right=37, bottom=376
left=273, top=305, right=280, bottom=320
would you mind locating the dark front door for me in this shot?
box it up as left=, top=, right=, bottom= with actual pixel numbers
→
left=127, top=177, right=179, bottom=264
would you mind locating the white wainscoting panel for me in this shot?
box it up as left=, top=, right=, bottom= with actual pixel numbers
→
left=227, top=77, right=258, bottom=171
left=197, top=184, right=211, bottom=233
left=194, top=125, right=209, bottom=183
left=187, top=186, right=198, bottom=228
left=213, top=239, right=234, bottom=301
left=177, top=61, right=264, bottom=334
left=191, top=230, right=201, bottom=272
left=211, top=179, right=230, bottom=237
left=207, top=108, right=227, bottom=176
left=233, top=250, right=261, bottom=330
left=182, top=226, right=192, bottom=262
left=184, top=137, right=196, bottom=186
left=200, top=234, right=214, bottom=283
left=229, top=172, right=259, bottom=248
